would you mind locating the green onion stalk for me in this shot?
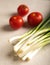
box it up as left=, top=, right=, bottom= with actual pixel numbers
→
left=9, top=15, right=50, bottom=61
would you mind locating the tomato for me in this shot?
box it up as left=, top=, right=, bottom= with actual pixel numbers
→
left=27, top=12, right=43, bottom=27
left=9, top=15, right=24, bottom=29
left=18, top=4, right=29, bottom=16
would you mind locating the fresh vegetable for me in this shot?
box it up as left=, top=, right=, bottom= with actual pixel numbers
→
left=22, top=47, right=41, bottom=61
left=13, top=15, right=50, bottom=52
left=9, top=15, right=24, bottom=29
left=18, top=4, right=29, bottom=16
left=27, top=12, right=43, bottom=27
left=9, top=15, right=50, bottom=61
left=22, top=37, right=50, bottom=61
left=17, top=31, right=50, bottom=58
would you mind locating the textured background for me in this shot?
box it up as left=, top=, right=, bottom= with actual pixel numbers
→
left=0, top=0, right=50, bottom=65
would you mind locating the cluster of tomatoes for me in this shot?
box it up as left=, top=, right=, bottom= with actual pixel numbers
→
left=9, top=4, right=43, bottom=29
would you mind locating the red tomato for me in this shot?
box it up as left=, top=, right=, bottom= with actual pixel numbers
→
left=27, top=12, right=43, bottom=27
left=18, top=4, right=29, bottom=16
left=9, top=15, right=24, bottom=29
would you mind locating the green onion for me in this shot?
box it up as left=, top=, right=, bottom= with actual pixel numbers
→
left=9, top=15, right=50, bottom=61
left=9, top=27, right=36, bottom=45
left=22, top=37, right=50, bottom=61
left=17, top=31, right=50, bottom=58
left=14, top=18, right=50, bottom=52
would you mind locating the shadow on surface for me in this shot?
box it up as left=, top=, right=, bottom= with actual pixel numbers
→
left=7, top=12, right=18, bottom=17
left=9, top=12, right=18, bottom=16
left=2, top=25, right=14, bottom=31
left=7, top=50, right=23, bottom=62
left=23, top=22, right=31, bottom=29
